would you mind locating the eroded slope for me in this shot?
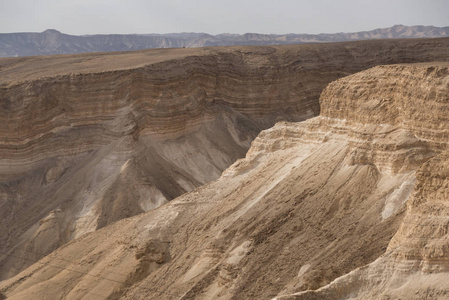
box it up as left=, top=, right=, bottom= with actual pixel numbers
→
left=1, top=63, right=448, bottom=299
left=279, top=64, right=449, bottom=300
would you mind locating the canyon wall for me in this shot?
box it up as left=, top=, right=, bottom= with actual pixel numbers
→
left=2, top=38, right=449, bottom=281
left=1, top=61, right=448, bottom=299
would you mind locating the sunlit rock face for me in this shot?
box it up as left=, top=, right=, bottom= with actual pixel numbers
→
left=1, top=38, right=449, bottom=297
left=277, top=63, right=449, bottom=300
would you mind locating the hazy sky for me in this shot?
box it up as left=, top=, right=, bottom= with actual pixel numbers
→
left=1, top=0, right=448, bottom=35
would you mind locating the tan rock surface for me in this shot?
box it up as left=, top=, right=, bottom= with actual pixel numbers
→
left=276, top=64, right=449, bottom=299
left=1, top=62, right=448, bottom=299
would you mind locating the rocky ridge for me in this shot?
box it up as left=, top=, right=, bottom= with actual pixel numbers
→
left=1, top=60, right=449, bottom=299
left=1, top=25, right=449, bottom=57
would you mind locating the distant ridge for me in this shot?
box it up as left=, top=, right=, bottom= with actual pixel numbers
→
left=1, top=24, right=449, bottom=57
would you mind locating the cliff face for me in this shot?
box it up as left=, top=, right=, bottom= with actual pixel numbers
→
left=321, top=64, right=449, bottom=149
left=1, top=59, right=448, bottom=299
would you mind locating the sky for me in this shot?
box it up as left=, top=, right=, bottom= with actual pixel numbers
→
left=1, top=0, right=448, bottom=35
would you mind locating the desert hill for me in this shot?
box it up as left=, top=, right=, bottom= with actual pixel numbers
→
left=1, top=61, right=449, bottom=299
left=1, top=24, right=449, bottom=57
left=1, top=38, right=449, bottom=299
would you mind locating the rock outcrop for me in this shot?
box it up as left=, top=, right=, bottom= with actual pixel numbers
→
left=1, top=61, right=448, bottom=299
left=277, top=64, right=449, bottom=299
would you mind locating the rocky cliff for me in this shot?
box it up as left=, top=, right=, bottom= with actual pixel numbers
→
left=1, top=58, right=449, bottom=299
left=277, top=64, right=449, bottom=299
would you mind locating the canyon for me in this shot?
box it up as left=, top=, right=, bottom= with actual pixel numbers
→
left=0, top=38, right=449, bottom=299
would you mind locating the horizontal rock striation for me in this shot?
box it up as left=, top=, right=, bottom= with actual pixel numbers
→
left=2, top=40, right=449, bottom=165
left=1, top=62, right=448, bottom=299
left=321, top=64, right=449, bottom=149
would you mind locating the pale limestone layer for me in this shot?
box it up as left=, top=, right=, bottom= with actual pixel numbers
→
left=2, top=63, right=449, bottom=299
left=276, top=153, right=449, bottom=300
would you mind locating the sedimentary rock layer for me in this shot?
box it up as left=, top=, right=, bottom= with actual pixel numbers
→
left=1, top=62, right=448, bottom=299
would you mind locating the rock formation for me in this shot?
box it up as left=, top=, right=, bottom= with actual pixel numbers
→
left=1, top=53, right=449, bottom=298
left=277, top=64, right=449, bottom=299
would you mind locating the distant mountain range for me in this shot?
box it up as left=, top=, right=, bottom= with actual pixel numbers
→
left=1, top=24, right=449, bottom=57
